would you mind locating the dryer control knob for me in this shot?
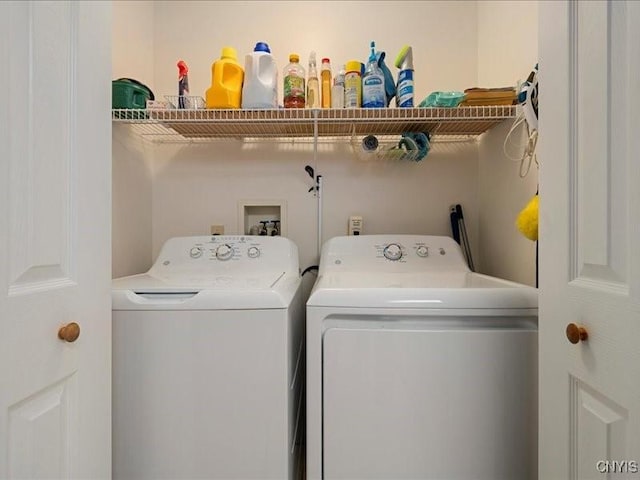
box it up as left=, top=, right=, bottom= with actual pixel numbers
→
left=190, top=246, right=203, bottom=258
left=247, top=246, right=260, bottom=258
left=383, top=243, right=403, bottom=261
left=216, top=244, right=234, bottom=261
left=416, top=246, right=429, bottom=257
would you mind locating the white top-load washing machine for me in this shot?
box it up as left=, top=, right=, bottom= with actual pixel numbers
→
left=306, top=235, right=538, bottom=480
left=112, top=235, right=304, bottom=480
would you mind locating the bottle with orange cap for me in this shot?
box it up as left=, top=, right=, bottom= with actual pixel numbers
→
left=283, top=53, right=306, bottom=108
left=320, top=58, right=332, bottom=108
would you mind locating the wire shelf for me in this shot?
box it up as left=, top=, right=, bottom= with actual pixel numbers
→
left=111, top=106, right=515, bottom=143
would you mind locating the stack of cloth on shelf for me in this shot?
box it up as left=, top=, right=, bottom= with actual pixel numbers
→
left=459, top=87, right=517, bottom=106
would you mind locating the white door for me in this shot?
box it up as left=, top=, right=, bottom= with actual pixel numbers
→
left=539, top=1, right=640, bottom=478
left=0, top=2, right=112, bottom=478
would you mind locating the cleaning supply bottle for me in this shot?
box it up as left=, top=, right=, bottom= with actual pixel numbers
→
left=306, top=51, right=320, bottom=108
left=362, top=41, right=386, bottom=108
left=241, top=41, right=278, bottom=109
left=206, top=47, right=244, bottom=109
left=395, top=45, right=414, bottom=107
left=320, top=58, right=332, bottom=108
left=177, top=60, right=189, bottom=109
left=283, top=53, right=305, bottom=108
left=332, top=64, right=345, bottom=108
left=344, top=60, right=362, bottom=108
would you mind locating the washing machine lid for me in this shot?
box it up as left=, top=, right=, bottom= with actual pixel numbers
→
left=307, top=271, right=537, bottom=309
left=112, top=235, right=301, bottom=310
left=112, top=271, right=299, bottom=310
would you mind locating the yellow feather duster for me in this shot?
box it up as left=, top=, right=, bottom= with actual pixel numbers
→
left=516, top=194, right=538, bottom=241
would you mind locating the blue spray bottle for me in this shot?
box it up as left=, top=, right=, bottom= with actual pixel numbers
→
left=395, top=46, right=414, bottom=107
left=362, top=41, right=386, bottom=108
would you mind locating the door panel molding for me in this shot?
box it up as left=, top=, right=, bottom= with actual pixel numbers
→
left=569, top=376, right=628, bottom=480
left=7, top=1, right=78, bottom=297
left=570, top=1, right=628, bottom=290
left=8, top=374, right=77, bottom=479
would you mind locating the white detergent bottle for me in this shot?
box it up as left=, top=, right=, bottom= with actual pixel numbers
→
left=242, top=41, right=278, bottom=109
left=362, top=41, right=386, bottom=108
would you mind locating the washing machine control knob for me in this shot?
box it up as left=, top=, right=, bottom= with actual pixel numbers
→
left=215, top=244, right=234, bottom=261
left=383, top=243, right=403, bottom=261
left=189, top=246, right=203, bottom=258
left=247, top=246, right=260, bottom=258
left=416, top=246, right=429, bottom=257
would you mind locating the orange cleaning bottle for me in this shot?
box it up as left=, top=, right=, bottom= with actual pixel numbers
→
left=206, top=47, right=244, bottom=109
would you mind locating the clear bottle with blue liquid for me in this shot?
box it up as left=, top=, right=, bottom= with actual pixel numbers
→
left=362, top=41, right=386, bottom=108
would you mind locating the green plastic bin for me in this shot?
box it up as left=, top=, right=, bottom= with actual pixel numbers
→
left=112, top=78, right=154, bottom=109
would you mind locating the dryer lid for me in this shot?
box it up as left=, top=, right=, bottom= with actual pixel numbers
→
left=307, top=271, right=538, bottom=310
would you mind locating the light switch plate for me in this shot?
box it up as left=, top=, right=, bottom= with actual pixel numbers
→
left=348, top=216, right=363, bottom=236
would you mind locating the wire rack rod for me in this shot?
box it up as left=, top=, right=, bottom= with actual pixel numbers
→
left=112, top=106, right=515, bottom=142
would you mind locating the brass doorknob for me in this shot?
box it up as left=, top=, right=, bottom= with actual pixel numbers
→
left=58, top=322, right=80, bottom=343
left=566, top=323, right=588, bottom=344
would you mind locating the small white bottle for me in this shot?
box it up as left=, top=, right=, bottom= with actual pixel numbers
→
left=332, top=64, right=345, bottom=108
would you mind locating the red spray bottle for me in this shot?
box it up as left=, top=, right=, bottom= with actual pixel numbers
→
left=177, top=60, right=189, bottom=108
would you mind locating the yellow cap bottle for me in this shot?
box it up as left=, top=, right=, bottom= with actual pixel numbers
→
left=344, top=60, right=362, bottom=108
left=206, top=46, right=245, bottom=109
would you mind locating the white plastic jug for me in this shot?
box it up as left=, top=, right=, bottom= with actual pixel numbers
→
left=242, top=42, right=278, bottom=109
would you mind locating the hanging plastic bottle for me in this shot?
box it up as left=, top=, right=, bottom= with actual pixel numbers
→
left=362, top=41, right=386, bottom=108
left=283, top=54, right=306, bottom=108
left=206, top=47, right=244, bottom=109
left=242, top=41, right=278, bottom=109
left=306, top=51, right=320, bottom=108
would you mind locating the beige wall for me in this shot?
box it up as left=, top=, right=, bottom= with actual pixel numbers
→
left=112, top=0, right=539, bottom=286
left=150, top=140, right=479, bottom=274
left=111, top=0, right=154, bottom=278
left=149, top=0, right=480, bottom=271
left=152, top=1, right=478, bottom=106
left=477, top=0, right=539, bottom=286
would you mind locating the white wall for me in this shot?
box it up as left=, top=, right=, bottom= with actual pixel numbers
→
left=149, top=1, right=480, bottom=274
left=477, top=0, right=539, bottom=286
left=111, top=0, right=155, bottom=278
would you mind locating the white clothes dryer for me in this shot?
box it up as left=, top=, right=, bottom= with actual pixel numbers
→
left=306, top=235, right=538, bottom=480
left=112, top=235, right=304, bottom=480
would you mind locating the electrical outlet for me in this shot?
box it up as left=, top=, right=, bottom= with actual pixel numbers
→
left=210, top=225, right=224, bottom=235
left=348, top=216, right=363, bottom=236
